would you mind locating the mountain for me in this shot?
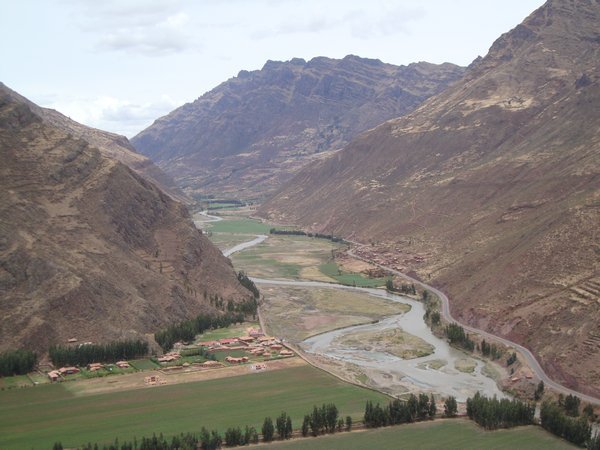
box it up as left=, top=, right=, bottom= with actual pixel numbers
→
left=0, top=84, right=251, bottom=354
left=0, top=83, right=188, bottom=203
left=131, top=56, right=464, bottom=201
left=259, top=0, right=600, bottom=396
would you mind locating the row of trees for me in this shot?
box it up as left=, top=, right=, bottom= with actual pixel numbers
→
left=236, top=272, right=259, bottom=300
left=466, top=392, right=534, bottom=429
left=540, top=400, right=592, bottom=447
left=364, top=394, right=442, bottom=428
left=0, top=349, right=37, bottom=376
left=444, top=323, right=475, bottom=351
left=224, top=425, right=259, bottom=446
left=269, top=228, right=345, bottom=243
left=480, top=339, right=502, bottom=360
left=68, top=429, right=222, bottom=450
left=154, top=311, right=247, bottom=352
left=49, top=340, right=148, bottom=367
left=299, top=403, right=341, bottom=437
left=385, top=280, right=417, bottom=295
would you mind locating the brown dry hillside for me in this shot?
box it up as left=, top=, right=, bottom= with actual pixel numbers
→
left=260, top=0, right=600, bottom=396
left=0, top=82, right=188, bottom=203
left=132, top=56, right=464, bottom=201
left=0, top=84, right=251, bottom=354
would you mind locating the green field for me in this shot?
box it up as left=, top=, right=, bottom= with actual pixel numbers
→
left=0, top=374, right=33, bottom=388
left=319, top=262, right=391, bottom=287
left=0, top=365, right=389, bottom=450
left=195, top=322, right=260, bottom=342
left=206, top=218, right=272, bottom=234
left=128, top=358, right=160, bottom=371
left=264, top=419, right=575, bottom=449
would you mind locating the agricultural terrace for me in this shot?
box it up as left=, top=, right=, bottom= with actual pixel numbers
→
left=260, top=285, right=410, bottom=342
left=0, top=364, right=389, bottom=450
left=261, top=419, right=575, bottom=449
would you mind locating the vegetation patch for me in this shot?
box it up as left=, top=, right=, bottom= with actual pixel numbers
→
left=417, top=359, right=447, bottom=370
left=260, top=285, right=409, bottom=342
left=320, top=262, right=391, bottom=287
left=0, top=365, right=388, bottom=450
left=454, top=358, right=477, bottom=373
left=264, top=419, right=575, bottom=450
left=206, top=218, right=272, bottom=234
left=334, top=328, right=434, bottom=360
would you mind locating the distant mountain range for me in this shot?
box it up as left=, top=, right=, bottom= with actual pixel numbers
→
left=0, top=83, right=250, bottom=354
left=132, top=56, right=464, bottom=201
left=259, top=0, right=600, bottom=396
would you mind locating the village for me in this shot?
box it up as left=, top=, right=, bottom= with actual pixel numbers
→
left=44, top=326, right=295, bottom=385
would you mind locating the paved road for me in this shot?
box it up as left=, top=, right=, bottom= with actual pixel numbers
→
left=346, top=246, right=600, bottom=405
left=223, top=235, right=268, bottom=257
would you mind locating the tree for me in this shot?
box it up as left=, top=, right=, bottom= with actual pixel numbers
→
left=534, top=381, right=545, bottom=401
left=285, top=415, right=293, bottom=439
left=386, top=279, right=395, bottom=292
left=564, top=394, right=581, bottom=417
left=301, top=415, right=310, bottom=437
left=431, top=311, right=441, bottom=325
left=345, top=415, right=352, bottom=431
left=444, top=396, right=458, bottom=418
left=428, top=394, right=437, bottom=419
left=583, top=404, right=595, bottom=420
left=262, top=417, right=274, bottom=442
left=418, top=393, right=430, bottom=420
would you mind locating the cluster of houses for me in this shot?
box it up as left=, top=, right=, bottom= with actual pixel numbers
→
left=47, top=366, right=79, bottom=381
left=157, top=352, right=181, bottom=363
left=196, top=331, right=295, bottom=362
left=47, top=361, right=131, bottom=381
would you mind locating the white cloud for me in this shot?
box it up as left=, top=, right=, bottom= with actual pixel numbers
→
left=48, top=95, right=182, bottom=137
left=65, top=0, right=198, bottom=56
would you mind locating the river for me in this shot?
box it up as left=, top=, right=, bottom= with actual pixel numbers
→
left=251, top=278, right=506, bottom=401
left=214, top=217, right=507, bottom=400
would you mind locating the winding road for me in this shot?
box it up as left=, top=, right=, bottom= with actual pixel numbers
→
left=347, top=247, right=600, bottom=405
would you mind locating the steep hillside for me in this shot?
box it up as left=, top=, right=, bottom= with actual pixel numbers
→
left=132, top=56, right=464, bottom=200
left=260, top=0, right=600, bottom=395
left=0, top=82, right=188, bottom=203
left=0, top=84, right=251, bottom=354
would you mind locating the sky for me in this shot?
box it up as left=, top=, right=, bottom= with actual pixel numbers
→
left=1, top=0, right=545, bottom=138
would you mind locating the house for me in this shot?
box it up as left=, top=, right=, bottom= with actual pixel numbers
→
left=47, top=370, right=60, bottom=381
left=279, top=350, right=294, bottom=357
left=115, top=361, right=130, bottom=369
left=238, top=336, right=255, bottom=343
left=202, top=360, right=221, bottom=367
left=225, top=356, right=249, bottom=364
left=67, top=338, right=78, bottom=343
left=157, top=355, right=174, bottom=363
left=88, top=363, right=104, bottom=371
left=198, top=341, right=218, bottom=348
left=219, top=338, right=239, bottom=345
left=270, top=344, right=283, bottom=350
left=248, top=328, right=264, bottom=337
left=58, top=366, right=79, bottom=375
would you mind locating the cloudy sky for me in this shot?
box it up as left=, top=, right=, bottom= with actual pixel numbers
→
left=1, top=0, right=544, bottom=137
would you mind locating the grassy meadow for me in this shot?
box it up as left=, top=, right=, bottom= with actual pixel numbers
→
left=263, top=419, right=575, bottom=449
left=0, top=365, right=389, bottom=450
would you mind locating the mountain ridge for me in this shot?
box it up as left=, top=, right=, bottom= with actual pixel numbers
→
left=259, top=0, right=600, bottom=395
left=0, top=84, right=251, bottom=354
left=132, top=55, right=465, bottom=201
